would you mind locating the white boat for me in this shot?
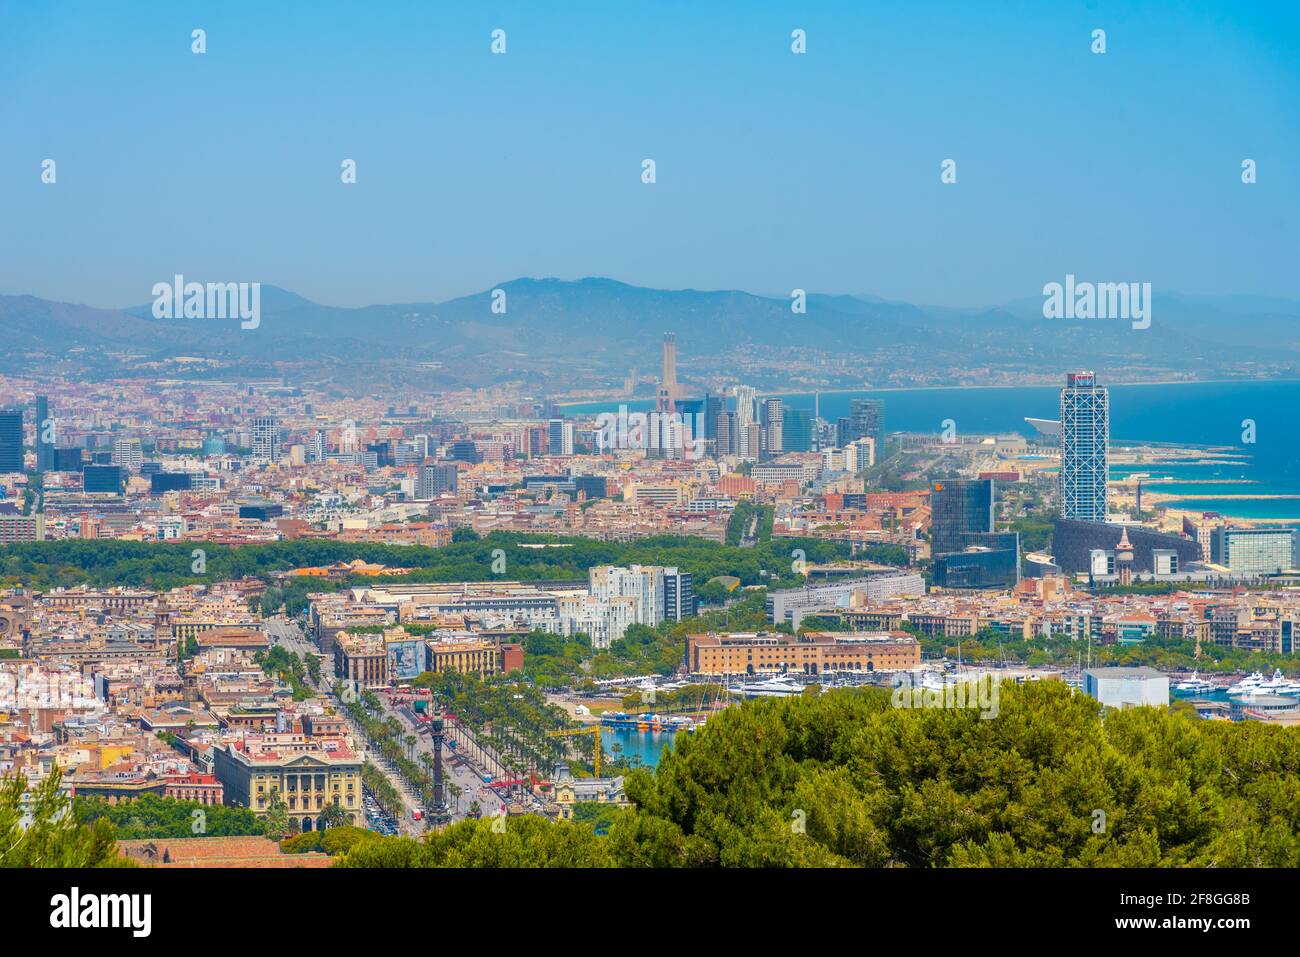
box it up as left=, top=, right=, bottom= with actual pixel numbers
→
left=914, top=669, right=989, bottom=692
left=1227, top=671, right=1268, bottom=696
left=727, top=676, right=805, bottom=698
left=1225, top=670, right=1300, bottom=697
left=1259, top=669, right=1300, bottom=697
left=1173, top=671, right=1216, bottom=695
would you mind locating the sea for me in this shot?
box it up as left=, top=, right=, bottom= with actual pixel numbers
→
left=567, top=379, right=1300, bottom=523
left=602, top=726, right=678, bottom=768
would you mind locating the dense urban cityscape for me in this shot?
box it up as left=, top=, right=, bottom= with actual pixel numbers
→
left=4, top=338, right=1300, bottom=870
left=3, top=0, right=1297, bottom=940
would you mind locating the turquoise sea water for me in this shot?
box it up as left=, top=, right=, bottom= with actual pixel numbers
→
left=603, top=727, right=677, bottom=768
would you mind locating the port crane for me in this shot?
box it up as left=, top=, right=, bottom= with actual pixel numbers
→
left=546, top=724, right=603, bottom=778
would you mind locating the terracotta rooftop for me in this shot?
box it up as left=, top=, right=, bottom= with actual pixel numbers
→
left=116, top=836, right=332, bottom=868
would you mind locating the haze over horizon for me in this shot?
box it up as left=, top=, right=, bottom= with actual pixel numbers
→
left=2, top=0, right=1297, bottom=310
left=7, top=276, right=1300, bottom=317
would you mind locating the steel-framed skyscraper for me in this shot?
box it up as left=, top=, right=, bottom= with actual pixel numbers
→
left=1059, top=371, right=1109, bottom=522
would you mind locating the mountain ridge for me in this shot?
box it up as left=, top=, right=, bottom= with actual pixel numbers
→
left=3, top=278, right=1298, bottom=388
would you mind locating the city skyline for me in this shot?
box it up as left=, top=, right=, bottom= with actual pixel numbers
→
left=4, top=0, right=1300, bottom=908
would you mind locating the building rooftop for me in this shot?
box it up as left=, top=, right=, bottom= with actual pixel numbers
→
left=1085, top=666, right=1167, bottom=680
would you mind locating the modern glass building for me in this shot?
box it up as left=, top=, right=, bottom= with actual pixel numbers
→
left=932, top=542, right=1020, bottom=589
left=842, top=398, right=885, bottom=455
left=1059, top=371, right=1109, bottom=521
left=35, top=395, right=53, bottom=473
left=1212, top=527, right=1296, bottom=574
left=930, top=479, right=995, bottom=556
left=0, top=408, right=22, bottom=473
left=82, top=464, right=123, bottom=495
left=782, top=408, right=812, bottom=452
left=151, top=472, right=194, bottom=493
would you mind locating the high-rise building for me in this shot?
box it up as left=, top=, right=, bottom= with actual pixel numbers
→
left=703, top=393, right=724, bottom=442
left=35, top=395, right=53, bottom=473
left=842, top=399, right=885, bottom=457
left=589, top=565, right=691, bottom=629
left=0, top=409, right=23, bottom=473
left=782, top=408, right=812, bottom=453
left=929, top=479, right=1019, bottom=589
left=151, top=472, right=194, bottom=493
left=548, top=419, right=574, bottom=456
left=715, top=411, right=736, bottom=457
left=415, top=462, right=459, bottom=499
left=663, top=569, right=695, bottom=621
left=734, top=385, right=757, bottom=431
left=1059, top=371, right=1109, bottom=521
left=930, top=480, right=995, bottom=556
left=656, top=333, right=679, bottom=414
left=112, top=437, right=143, bottom=471
left=761, top=398, right=784, bottom=455
left=570, top=474, right=607, bottom=499
left=1052, top=519, right=1198, bottom=575
left=251, top=415, right=280, bottom=463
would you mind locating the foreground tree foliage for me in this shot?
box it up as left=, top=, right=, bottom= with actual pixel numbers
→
left=75, top=793, right=267, bottom=839
left=2, top=769, right=122, bottom=867
left=337, top=682, right=1300, bottom=868
left=281, top=825, right=379, bottom=856
left=336, top=814, right=619, bottom=867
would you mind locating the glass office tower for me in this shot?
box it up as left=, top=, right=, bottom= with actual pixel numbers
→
left=930, top=479, right=995, bottom=556
left=1059, top=371, right=1109, bottom=521
left=0, top=409, right=22, bottom=473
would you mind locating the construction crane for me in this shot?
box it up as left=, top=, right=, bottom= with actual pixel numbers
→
left=547, top=725, right=603, bottom=778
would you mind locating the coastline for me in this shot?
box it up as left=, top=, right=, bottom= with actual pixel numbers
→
left=559, top=376, right=1300, bottom=408
left=564, top=378, right=1299, bottom=528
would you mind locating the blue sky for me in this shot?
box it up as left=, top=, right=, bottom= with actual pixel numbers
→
left=1, top=0, right=1296, bottom=308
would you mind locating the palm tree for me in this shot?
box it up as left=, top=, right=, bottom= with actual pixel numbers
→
left=263, top=788, right=289, bottom=840
left=404, top=734, right=417, bottom=760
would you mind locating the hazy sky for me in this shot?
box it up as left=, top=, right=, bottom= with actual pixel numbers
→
left=1, top=0, right=1297, bottom=309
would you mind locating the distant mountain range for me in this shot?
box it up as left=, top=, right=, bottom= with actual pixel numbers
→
left=3, top=278, right=1298, bottom=390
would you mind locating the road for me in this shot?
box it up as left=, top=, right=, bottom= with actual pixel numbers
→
left=266, top=614, right=512, bottom=826
left=264, top=615, right=425, bottom=835
left=372, top=693, right=510, bottom=822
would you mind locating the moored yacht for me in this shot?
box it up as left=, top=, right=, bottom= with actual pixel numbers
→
left=727, top=676, right=805, bottom=698
left=1227, top=671, right=1268, bottom=696
left=1172, top=671, right=1216, bottom=695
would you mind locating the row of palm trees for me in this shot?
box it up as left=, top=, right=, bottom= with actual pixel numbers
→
left=340, top=689, right=465, bottom=816
left=418, top=673, right=586, bottom=783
